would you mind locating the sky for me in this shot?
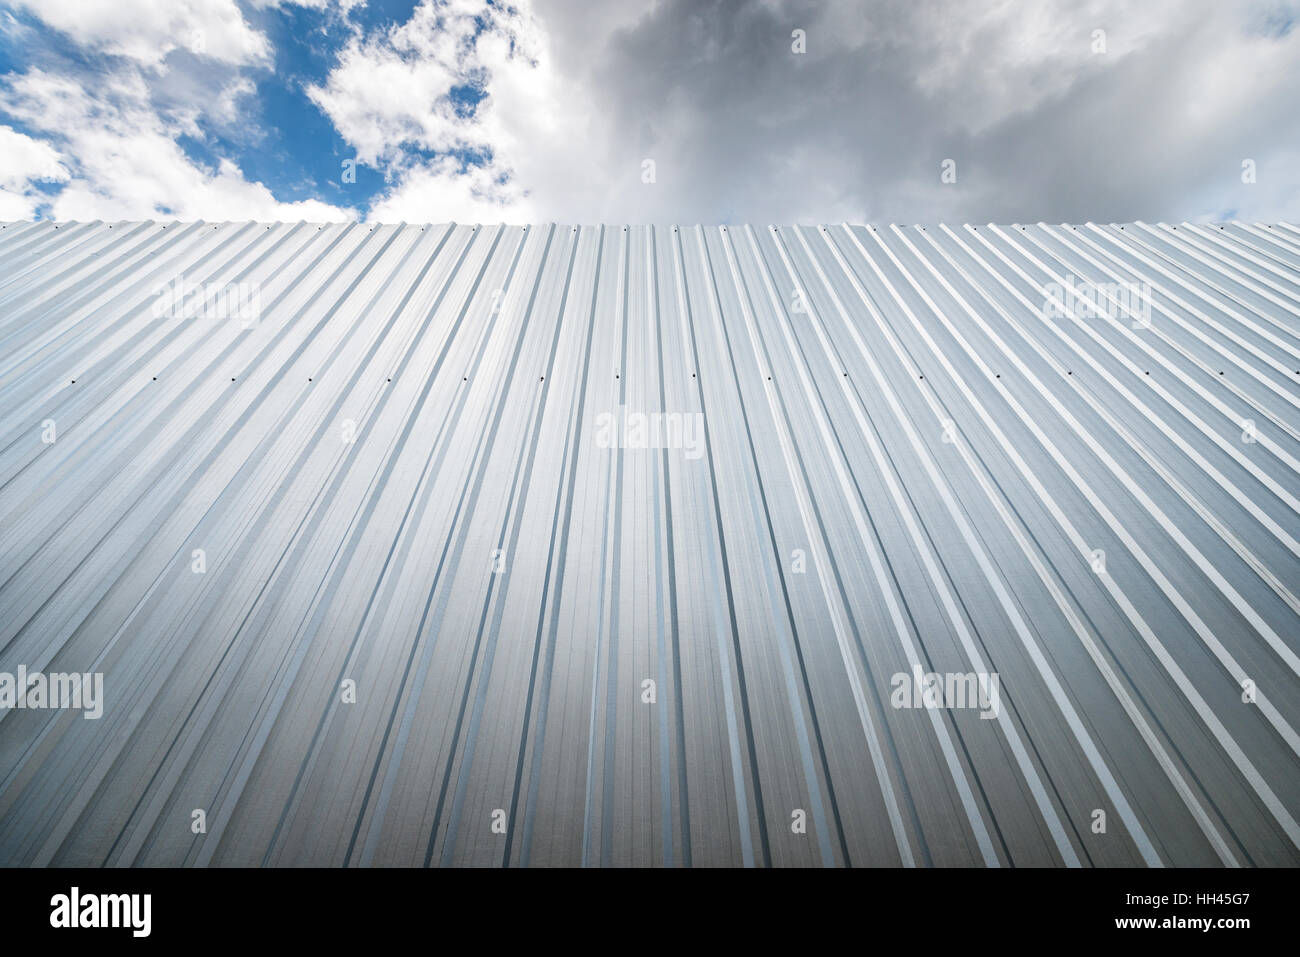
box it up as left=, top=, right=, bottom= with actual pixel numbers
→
left=0, top=0, right=1298, bottom=225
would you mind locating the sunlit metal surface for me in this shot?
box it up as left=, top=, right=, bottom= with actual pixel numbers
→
left=1, top=219, right=1298, bottom=866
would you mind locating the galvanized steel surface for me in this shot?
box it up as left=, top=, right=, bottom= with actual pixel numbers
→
left=1, top=220, right=1298, bottom=866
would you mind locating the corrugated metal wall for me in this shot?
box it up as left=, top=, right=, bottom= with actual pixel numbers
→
left=1, top=219, right=1298, bottom=867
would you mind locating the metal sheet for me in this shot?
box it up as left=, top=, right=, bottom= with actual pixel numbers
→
left=1, top=220, right=1298, bottom=866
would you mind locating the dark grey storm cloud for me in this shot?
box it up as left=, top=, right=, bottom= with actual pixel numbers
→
left=523, top=0, right=1300, bottom=223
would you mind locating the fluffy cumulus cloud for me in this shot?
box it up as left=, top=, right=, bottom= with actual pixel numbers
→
left=307, top=0, right=563, bottom=221
left=0, top=123, right=68, bottom=218
left=0, top=0, right=354, bottom=221
left=5, top=0, right=354, bottom=66
left=2, top=0, right=1300, bottom=224
left=0, top=67, right=350, bottom=221
left=8, top=0, right=271, bottom=67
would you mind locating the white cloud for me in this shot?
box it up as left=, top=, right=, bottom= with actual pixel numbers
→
left=0, top=124, right=69, bottom=219
left=0, top=123, right=68, bottom=189
left=367, top=155, right=536, bottom=223
left=211, top=76, right=258, bottom=126
left=0, top=69, right=351, bottom=221
left=306, top=0, right=556, bottom=168
left=308, top=0, right=598, bottom=222
left=9, top=0, right=271, bottom=67
left=0, top=190, right=35, bottom=219
left=0, top=0, right=359, bottom=225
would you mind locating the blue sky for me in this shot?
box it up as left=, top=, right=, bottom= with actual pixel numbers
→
left=0, top=0, right=424, bottom=218
left=0, top=0, right=530, bottom=222
left=2, top=0, right=1299, bottom=224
